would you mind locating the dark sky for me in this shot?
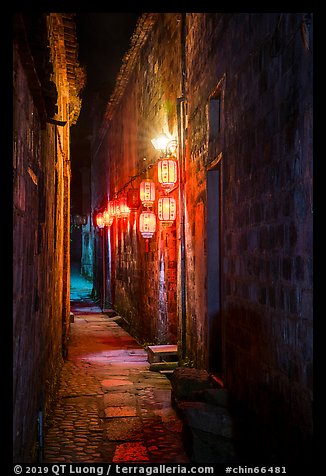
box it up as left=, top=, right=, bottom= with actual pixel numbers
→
left=76, top=13, right=140, bottom=92
left=70, top=13, right=141, bottom=213
left=73, top=12, right=140, bottom=132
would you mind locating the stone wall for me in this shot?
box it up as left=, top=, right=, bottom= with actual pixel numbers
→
left=91, top=12, right=313, bottom=461
left=92, top=13, right=181, bottom=343
left=184, top=12, right=313, bottom=461
left=13, top=13, right=82, bottom=462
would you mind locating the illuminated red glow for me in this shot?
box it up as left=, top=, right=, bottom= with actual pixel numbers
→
left=158, top=197, right=176, bottom=227
left=109, top=198, right=121, bottom=217
left=139, top=211, right=156, bottom=238
left=157, top=157, right=178, bottom=191
left=139, top=179, right=155, bottom=207
left=127, top=188, right=141, bottom=211
left=96, top=212, right=105, bottom=228
left=119, top=197, right=130, bottom=218
left=103, top=209, right=113, bottom=226
left=139, top=211, right=156, bottom=252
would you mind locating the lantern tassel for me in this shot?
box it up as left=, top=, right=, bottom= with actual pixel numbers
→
left=145, top=238, right=149, bottom=252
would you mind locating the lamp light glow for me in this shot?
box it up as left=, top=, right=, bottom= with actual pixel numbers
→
left=139, top=179, right=155, bottom=207
left=151, top=132, right=178, bottom=157
left=139, top=211, right=156, bottom=252
left=127, top=188, right=140, bottom=211
left=103, top=209, right=113, bottom=227
left=158, top=157, right=178, bottom=191
left=151, top=132, right=170, bottom=152
left=96, top=212, right=105, bottom=229
left=119, top=197, right=130, bottom=218
left=158, top=197, right=176, bottom=227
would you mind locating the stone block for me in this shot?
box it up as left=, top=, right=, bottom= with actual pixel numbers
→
left=170, top=367, right=213, bottom=400
left=104, top=406, right=137, bottom=418
left=106, top=417, right=143, bottom=441
left=149, top=362, right=178, bottom=372
left=188, top=427, right=237, bottom=464
left=104, top=309, right=118, bottom=318
left=104, top=392, right=135, bottom=407
left=203, top=388, right=229, bottom=408
left=147, top=345, right=178, bottom=364
left=183, top=402, right=234, bottom=438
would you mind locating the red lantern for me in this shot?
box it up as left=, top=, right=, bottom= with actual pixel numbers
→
left=114, top=199, right=121, bottom=218
left=127, top=187, right=140, bottom=211
left=139, top=211, right=156, bottom=252
left=158, top=157, right=178, bottom=191
left=158, top=197, right=176, bottom=227
left=103, top=209, right=113, bottom=227
left=109, top=200, right=116, bottom=217
left=119, top=197, right=130, bottom=218
left=96, top=212, right=105, bottom=229
left=139, top=179, right=155, bottom=207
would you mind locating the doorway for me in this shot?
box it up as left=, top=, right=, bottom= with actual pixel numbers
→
left=207, top=162, right=223, bottom=374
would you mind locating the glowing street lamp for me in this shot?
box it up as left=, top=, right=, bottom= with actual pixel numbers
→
left=151, top=132, right=178, bottom=157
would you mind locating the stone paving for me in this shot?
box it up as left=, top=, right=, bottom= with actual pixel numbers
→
left=43, top=267, right=189, bottom=463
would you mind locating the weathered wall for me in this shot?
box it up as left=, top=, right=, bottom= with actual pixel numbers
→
left=91, top=12, right=312, bottom=461
left=13, top=13, right=82, bottom=462
left=184, top=12, right=313, bottom=461
left=80, top=165, right=94, bottom=280
left=92, top=13, right=181, bottom=343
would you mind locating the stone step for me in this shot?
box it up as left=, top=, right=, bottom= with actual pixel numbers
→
left=159, top=369, right=175, bottom=375
left=147, top=344, right=178, bottom=364
left=149, top=361, right=179, bottom=372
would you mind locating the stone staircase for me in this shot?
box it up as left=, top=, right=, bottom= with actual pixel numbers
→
left=170, top=367, right=239, bottom=464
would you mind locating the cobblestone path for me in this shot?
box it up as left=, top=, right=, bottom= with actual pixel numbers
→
left=43, top=281, right=189, bottom=463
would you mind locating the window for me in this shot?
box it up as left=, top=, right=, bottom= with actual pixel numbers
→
left=209, top=94, right=221, bottom=140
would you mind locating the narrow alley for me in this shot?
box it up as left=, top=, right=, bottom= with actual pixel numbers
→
left=13, top=12, right=313, bottom=469
left=44, top=266, right=189, bottom=463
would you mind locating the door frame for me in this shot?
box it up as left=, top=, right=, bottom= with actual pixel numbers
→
left=206, top=153, right=225, bottom=377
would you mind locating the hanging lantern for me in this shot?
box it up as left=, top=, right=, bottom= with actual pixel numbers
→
left=139, top=179, right=155, bottom=207
left=109, top=199, right=117, bottom=217
left=127, top=187, right=140, bottom=211
left=96, top=212, right=105, bottom=229
left=158, top=157, right=178, bottom=191
left=103, top=209, right=113, bottom=227
left=119, top=197, right=130, bottom=218
left=139, top=211, right=156, bottom=252
left=158, top=197, right=176, bottom=227
left=114, top=198, right=121, bottom=218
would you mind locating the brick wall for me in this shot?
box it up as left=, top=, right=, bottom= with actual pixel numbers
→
left=91, top=13, right=181, bottom=344
left=13, top=13, right=81, bottom=462
left=91, top=12, right=312, bottom=461
left=13, top=46, right=63, bottom=463
left=184, top=12, right=313, bottom=461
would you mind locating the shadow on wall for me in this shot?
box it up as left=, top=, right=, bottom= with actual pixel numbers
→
left=70, top=227, right=82, bottom=262
left=225, top=305, right=312, bottom=464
